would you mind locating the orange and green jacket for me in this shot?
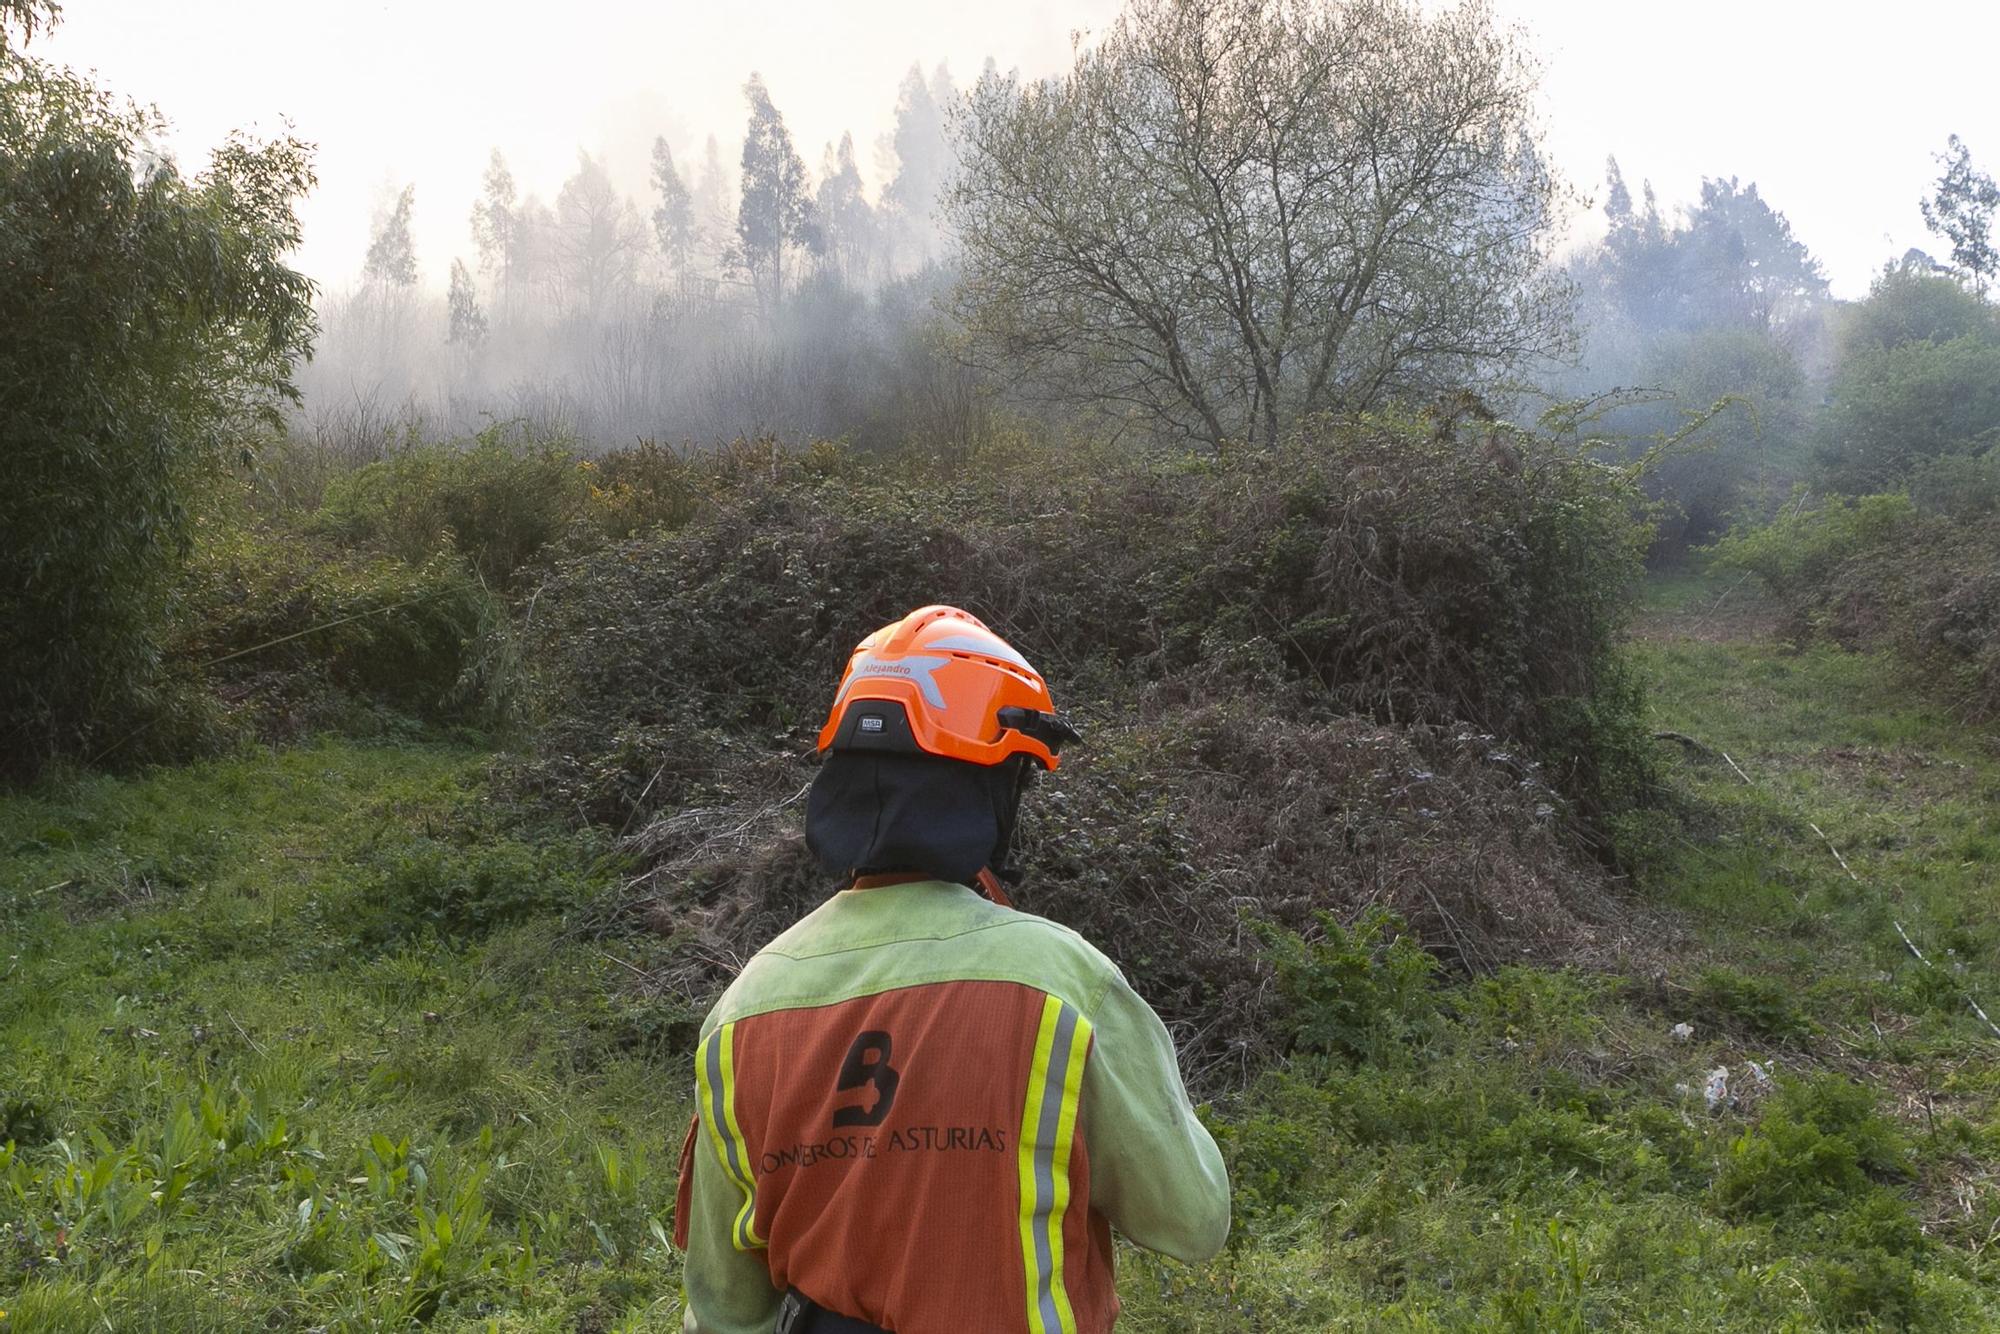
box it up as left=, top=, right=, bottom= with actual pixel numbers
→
left=673, top=877, right=1231, bottom=1334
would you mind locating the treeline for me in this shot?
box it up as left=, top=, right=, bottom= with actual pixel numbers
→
left=301, top=63, right=983, bottom=454
left=1713, top=259, right=2000, bottom=716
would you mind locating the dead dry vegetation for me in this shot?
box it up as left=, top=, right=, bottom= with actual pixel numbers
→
left=508, top=421, right=1660, bottom=1069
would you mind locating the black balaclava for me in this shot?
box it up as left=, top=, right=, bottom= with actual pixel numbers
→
left=805, top=751, right=1028, bottom=888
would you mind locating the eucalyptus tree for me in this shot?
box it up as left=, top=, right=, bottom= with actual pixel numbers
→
left=651, top=137, right=697, bottom=281
left=363, top=184, right=418, bottom=288
left=734, top=74, right=817, bottom=314
left=949, top=0, right=1574, bottom=446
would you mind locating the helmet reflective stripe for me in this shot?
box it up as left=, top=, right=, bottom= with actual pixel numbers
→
left=925, top=632, right=1032, bottom=670
left=835, top=653, right=950, bottom=709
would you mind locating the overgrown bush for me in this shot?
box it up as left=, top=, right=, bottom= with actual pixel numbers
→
left=516, top=421, right=1654, bottom=827
left=172, top=516, right=505, bottom=737
left=312, top=424, right=591, bottom=586
left=514, top=423, right=1656, bottom=1065
left=1713, top=490, right=2000, bottom=717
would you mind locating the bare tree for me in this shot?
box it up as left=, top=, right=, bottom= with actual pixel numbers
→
left=948, top=0, right=1575, bottom=446
left=553, top=151, right=647, bottom=318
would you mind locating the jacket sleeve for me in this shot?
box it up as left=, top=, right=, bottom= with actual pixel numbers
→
left=1078, top=967, right=1232, bottom=1262
left=677, top=1105, right=783, bottom=1334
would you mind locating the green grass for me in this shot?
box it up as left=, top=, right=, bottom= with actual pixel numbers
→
left=4, top=576, right=1999, bottom=1330
left=0, top=741, right=693, bottom=1330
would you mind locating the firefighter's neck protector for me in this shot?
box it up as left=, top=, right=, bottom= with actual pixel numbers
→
left=805, top=751, right=1026, bottom=886
left=807, top=606, right=1075, bottom=886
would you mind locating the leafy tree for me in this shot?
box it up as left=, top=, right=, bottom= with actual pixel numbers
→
left=1676, top=178, right=1828, bottom=336
left=733, top=73, right=817, bottom=313
left=650, top=136, right=695, bottom=277
left=364, top=183, right=418, bottom=287
left=1816, top=262, right=2000, bottom=491
left=1593, top=169, right=1825, bottom=340
left=1640, top=328, right=1807, bottom=544
left=815, top=132, right=875, bottom=284
left=1842, top=255, right=1992, bottom=352
left=1921, top=135, right=2000, bottom=294
left=553, top=151, right=646, bottom=316
left=1, top=15, right=317, bottom=773
left=447, top=258, right=487, bottom=348
left=949, top=0, right=1574, bottom=446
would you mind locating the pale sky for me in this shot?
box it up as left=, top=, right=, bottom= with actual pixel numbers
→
left=37, top=0, right=2000, bottom=299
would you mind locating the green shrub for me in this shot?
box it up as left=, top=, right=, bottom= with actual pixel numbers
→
left=1708, top=493, right=1916, bottom=604
left=313, top=424, right=590, bottom=586
left=1716, top=495, right=2000, bottom=718
left=355, top=834, right=612, bottom=946
left=1211, top=1112, right=1317, bottom=1237
left=1261, top=909, right=1439, bottom=1064
left=173, top=518, right=504, bottom=733
left=1713, top=1074, right=1908, bottom=1221
left=1690, top=965, right=1814, bottom=1041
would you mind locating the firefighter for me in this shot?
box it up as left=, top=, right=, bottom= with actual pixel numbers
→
left=674, top=605, right=1230, bottom=1333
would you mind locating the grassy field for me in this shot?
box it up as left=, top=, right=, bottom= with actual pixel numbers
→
left=4, top=575, right=1998, bottom=1330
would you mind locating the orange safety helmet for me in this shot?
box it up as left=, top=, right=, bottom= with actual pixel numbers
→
left=816, top=605, right=1079, bottom=769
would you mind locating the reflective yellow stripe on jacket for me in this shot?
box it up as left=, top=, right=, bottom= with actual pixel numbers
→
left=696, top=1022, right=764, bottom=1251
left=1017, top=994, right=1092, bottom=1334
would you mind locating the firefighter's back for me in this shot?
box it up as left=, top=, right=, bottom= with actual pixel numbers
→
left=681, top=876, right=1129, bottom=1333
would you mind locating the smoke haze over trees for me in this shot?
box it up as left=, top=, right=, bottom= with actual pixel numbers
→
left=75, top=0, right=1989, bottom=573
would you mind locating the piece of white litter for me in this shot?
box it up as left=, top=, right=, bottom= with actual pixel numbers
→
left=1704, top=1066, right=1730, bottom=1111
left=1670, top=1022, right=1694, bottom=1042
left=1746, top=1060, right=1772, bottom=1089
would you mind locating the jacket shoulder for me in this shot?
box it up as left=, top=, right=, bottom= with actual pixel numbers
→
left=704, top=895, right=1123, bottom=1033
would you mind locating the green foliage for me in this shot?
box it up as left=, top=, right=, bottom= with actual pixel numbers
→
left=1261, top=909, right=1439, bottom=1064
left=0, top=741, right=686, bottom=1327
left=1713, top=1074, right=1908, bottom=1220
left=1921, top=135, right=2000, bottom=292
left=1637, top=329, right=1809, bottom=547
left=1712, top=491, right=2000, bottom=717
left=173, top=512, right=505, bottom=734
left=1708, top=493, right=1916, bottom=602
left=1908, top=450, right=2000, bottom=522
left=1816, top=333, right=2000, bottom=493
left=1691, top=966, right=1814, bottom=1041
left=1814, top=263, right=2000, bottom=493
left=0, top=46, right=316, bottom=778
left=312, top=425, right=591, bottom=586
left=0, top=0, right=58, bottom=52
left=354, top=831, right=615, bottom=946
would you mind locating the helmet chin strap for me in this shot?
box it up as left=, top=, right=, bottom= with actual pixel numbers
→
left=974, top=866, right=1015, bottom=909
